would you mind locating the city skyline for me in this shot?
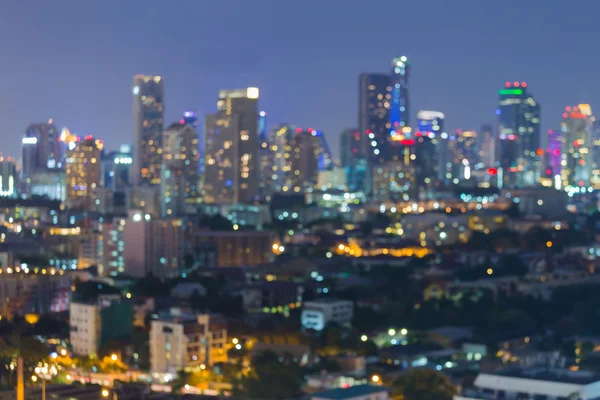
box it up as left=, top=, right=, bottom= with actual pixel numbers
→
left=1, top=0, right=599, bottom=160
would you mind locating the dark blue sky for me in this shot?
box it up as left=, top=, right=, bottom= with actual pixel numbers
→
left=1, top=0, right=599, bottom=159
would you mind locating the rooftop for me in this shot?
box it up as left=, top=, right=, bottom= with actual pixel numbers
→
left=311, top=384, right=389, bottom=399
left=494, top=367, right=600, bottom=385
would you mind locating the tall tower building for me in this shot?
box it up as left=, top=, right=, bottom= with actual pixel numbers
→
left=497, top=82, right=540, bottom=187
left=0, top=159, right=17, bottom=198
left=133, top=74, right=164, bottom=186
left=561, top=104, right=594, bottom=188
left=288, top=129, right=320, bottom=193
left=340, top=129, right=365, bottom=191
left=390, top=56, right=410, bottom=139
left=479, top=124, right=496, bottom=168
left=258, top=111, right=274, bottom=199
left=415, top=111, right=444, bottom=193
left=203, top=87, right=259, bottom=204
left=358, top=73, right=391, bottom=166
left=65, top=136, right=103, bottom=208
left=21, top=120, right=61, bottom=177
left=161, top=122, right=199, bottom=217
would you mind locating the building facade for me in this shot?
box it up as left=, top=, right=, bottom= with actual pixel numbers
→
left=358, top=73, right=391, bottom=166
left=497, top=82, right=541, bottom=187
left=133, top=74, right=164, bottom=186
left=561, top=104, right=595, bottom=188
left=203, top=88, right=259, bottom=204
left=150, top=309, right=227, bottom=376
left=161, top=122, right=199, bottom=217
left=301, top=299, right=354, bottom=331
left=65, top=136, right=103, bottom=208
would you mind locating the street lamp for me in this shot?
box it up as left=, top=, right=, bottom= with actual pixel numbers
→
left=33, top=366, right=49, bottom=400
left=111, top=353, right=118, bottom=362
left=102, top=388, right=118, bottom=400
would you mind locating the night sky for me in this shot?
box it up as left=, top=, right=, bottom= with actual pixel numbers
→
left=1, top=0, right=599, bottom=160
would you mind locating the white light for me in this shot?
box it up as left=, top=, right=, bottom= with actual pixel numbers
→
left=259, top=111, right=266, bottom=117
left=22, top=137, right=38, bottom=145
left=400, top=56, right=407, bottom=62
left=133, top=86, right=140, bottom=95
left=132, top=214, right=142, bottom=222
left=464, top=166, right=471, bottom=180
left=246, top=87, right=259, bottom=99
left=68, top=142, right=76, bottom=150
left=144, top=214, right=151, bottom=221
left=417, top=110, right=445, bottom=120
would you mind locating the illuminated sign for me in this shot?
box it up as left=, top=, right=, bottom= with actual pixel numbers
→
left=114, top=157, right=133, bottom=165
left=498, top=89, right=523, bottom=95
left=487, top=168, right=498, bottom=175
left=246, top=87, right=259, bottom=99
left=417, top=110, right=445, bottom=120
left=22, top=137, right=38, bottom=145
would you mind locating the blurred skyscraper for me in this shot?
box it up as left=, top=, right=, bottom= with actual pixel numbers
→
left=21, top=120, right=61, bottom=178
left=497, top=82, right=540, bottom=187
left=340, top=129, right=365, bottom=191
left=479, top=124, right=496, bottom=168
left=203, top=88, right=259, bottom=204
left=415, top=111, right=444, bottom=194
left=561, top=104, right=594, bottom=188
left=258, top=111, right=274, bottom=200
left=358, top=73, right=390, bottom=168
left=390, top=56, right=410, bottom=139
left=132, top=74, right=164, bottom=186
left=65, top=135, right=103, bottom=209
left=0, top=159, right=17, bottom=198
left=161, top=122, right=199, bottom=216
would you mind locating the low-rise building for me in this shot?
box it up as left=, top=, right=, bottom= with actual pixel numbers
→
left=311, top=384, right=389, bottom=400
left=301, top=298, right=353, bottom=331
left=149, top=308, right=227, bottom=377
left=69, top=295, right=133, bottom=357
left=456, top=367, right=600, bottom=400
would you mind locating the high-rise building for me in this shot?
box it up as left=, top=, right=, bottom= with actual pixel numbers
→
left=21, top=120, right=61, bottom=178
left=561, top=104, right=595, bottom=188
left=133, top=74, right=164, bottom=186
left=390, top=56, right=410, bottom=139
left=340, top=129, right=366, bottom=191
left=415, top=111, right=444, bottom=193
left=497, top=82, right=541, bottom=187
left=289, top=129, right=321, bottom=193
left=358, top=73, right=391, bottom=165
left=101, top=144, right=132, bottom=191
left=258, top=111, right=275, bottom=199
left=161, top=122, right=199, bottom=217
left=123, top=210, right=185, bottom=277
left=65, top=136, right=103, bottom=208
left=479, top=124, right=496, bottom=168
left=203, top=88, right=259, bottom=204
left=545, top=129, right=562, bottom=184
left=0, top=159, right=17, bottom=198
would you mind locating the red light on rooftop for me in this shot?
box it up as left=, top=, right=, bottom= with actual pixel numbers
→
left=546, top=169, right=551, bottom=175
left=548, top=129, right=553, bottom=134
left=573, top=106, right=579, bottom=111
left=513, top=81, right=520, bottom=87
left=6, top=157, right=11, bottom=162
left=295, top=127, right=302, bottom=133
left=536, top=148, right=544, bottom=156
left=308, top=128, right=313, bottom=133
left=562, top=112, right=568, bottom=118
left=505, top=82, right=511, bottom=88
left=521, top=82, right=527, bottom=88
left=565, top=106, right=571, bottom=112
left=487, top=168, right=498, bottom=175
left=179, top=119, right=185, bottom=124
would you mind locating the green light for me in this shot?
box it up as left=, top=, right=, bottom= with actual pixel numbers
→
left=498, top=89, right=523, bottom=95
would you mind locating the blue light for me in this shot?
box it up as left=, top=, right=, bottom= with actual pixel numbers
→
left=496, top=109, right=501, bottom=115
left=225, top=179, right=232, bottom=187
